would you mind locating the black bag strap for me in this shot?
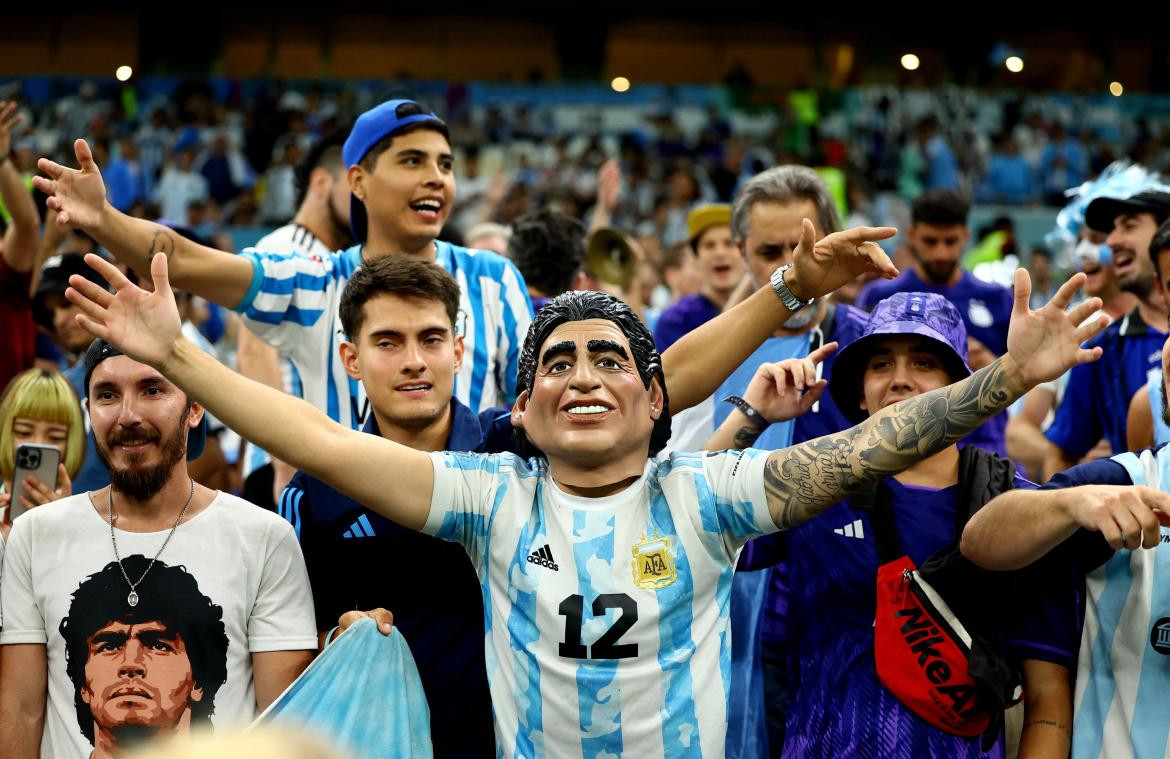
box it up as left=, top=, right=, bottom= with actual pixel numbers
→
left=855, top=482, right=904, bottom=563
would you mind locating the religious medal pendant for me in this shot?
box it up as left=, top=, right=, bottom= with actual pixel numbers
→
left=128, top=590, right=139, bottom=607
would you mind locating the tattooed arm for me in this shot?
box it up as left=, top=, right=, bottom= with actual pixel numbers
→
left=762, top=270, right=1108, bottom=529
left=34, top=139, right=254, bottom=307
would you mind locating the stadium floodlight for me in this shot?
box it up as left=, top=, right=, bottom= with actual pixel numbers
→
left=1110, top=81, right=1124, bottom=97
left=115, top=66, right=133, bottom=82
left=611, top=77, right=630, bottom=93
left=900, top=54, right=920, bottom=71
left=1005, top=56, right=1024, bottom=73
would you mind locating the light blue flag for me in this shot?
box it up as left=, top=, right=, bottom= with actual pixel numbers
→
left=255, top=619, right=434, bottom=758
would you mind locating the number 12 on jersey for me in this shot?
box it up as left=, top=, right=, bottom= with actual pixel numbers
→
left=558, top=593, right=639, bottom=659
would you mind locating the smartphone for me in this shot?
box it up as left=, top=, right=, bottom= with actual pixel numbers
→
left=9, top=444, right=61, bottom=521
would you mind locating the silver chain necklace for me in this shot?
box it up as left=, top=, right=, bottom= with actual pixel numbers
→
left=107, top=479, right=195, bottom=607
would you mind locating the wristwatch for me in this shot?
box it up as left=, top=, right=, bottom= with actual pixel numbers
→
left=770, top=263, right=815, bottom=312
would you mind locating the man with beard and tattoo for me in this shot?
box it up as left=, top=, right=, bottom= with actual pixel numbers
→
left=1044, top=190, right=1170, bottom=479
left=0, top=340, right=318, bottom=759
left=61, top=241, right=1104, bottom=757
left=857, top=189, right=1014, bottom=457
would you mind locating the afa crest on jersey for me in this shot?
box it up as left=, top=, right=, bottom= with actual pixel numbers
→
left=632, top=533, right=677, bottom=589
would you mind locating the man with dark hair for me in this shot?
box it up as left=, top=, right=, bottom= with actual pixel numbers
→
left=0, top=342, right=316, bottom=758
left=58, top=557, right=229, bottom=755
left=236, top=130, right=353, bottom=511
left=1043, top=189, right=1170, bottom=478
left=857, top=188, right=1014, bottom=455
left=67, top=236, right=1102, bottom=756
left=507, top=209, right=587, bottom=312
left=36, top=98, right=534, bottom=429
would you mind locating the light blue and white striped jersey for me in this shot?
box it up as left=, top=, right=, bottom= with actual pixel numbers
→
left=234, top=240, right=533, bottom=429
left=425, top=448, right=777, bottom=758
left=240, top=223, right=325, bottom=479
left=1061, top=447, right=1170, bottom=759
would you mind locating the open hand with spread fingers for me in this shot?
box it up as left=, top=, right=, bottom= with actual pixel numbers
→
left=64, top=252, right=183, bottom=369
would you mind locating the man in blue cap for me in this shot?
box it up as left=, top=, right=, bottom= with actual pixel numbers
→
left=33, top=100, right=534, bottom=430
left=734, top=292, right=1078, bottom=757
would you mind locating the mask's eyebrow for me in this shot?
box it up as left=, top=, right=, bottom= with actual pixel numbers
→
left=587, top=340, right=629, bottom=360
left=541, top=341, right=577, bottom=367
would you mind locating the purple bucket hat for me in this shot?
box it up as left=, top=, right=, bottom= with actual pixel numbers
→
left=829, top=292, right=972, bottom=423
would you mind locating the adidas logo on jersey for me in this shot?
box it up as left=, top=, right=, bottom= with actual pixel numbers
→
left=527, top=544, right=559, bottom=571
left=342, top=515, right=376, bottom=539
left=834, top=519, right=865, bottom=539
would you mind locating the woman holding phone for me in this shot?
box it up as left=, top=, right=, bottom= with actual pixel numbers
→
left=0, top=368, right=85, bottom=543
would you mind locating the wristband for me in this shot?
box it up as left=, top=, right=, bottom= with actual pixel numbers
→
left=722, top=395, right=770, bottom=431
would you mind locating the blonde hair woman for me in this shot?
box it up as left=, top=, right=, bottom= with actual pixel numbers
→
left=0, top=368, right=85, bottom=541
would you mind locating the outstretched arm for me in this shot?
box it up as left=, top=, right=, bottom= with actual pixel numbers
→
left=762, top=269, right=1107, bottom=529
left=662, top=219, right=897, bottom=412
left=66, top=254, right=435, bottom=530
left=0, top=102, right=39, bottom=273
left=35, top=139, right=254, bottom=307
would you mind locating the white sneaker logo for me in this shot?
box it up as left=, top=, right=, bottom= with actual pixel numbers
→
left=834, top=519, right=865, bottom=539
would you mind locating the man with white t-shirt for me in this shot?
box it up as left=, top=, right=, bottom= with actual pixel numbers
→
left=64, top=239, right=1103, bottom=756
left=236, top=132, right=353, bottom=509
left=0, top=340, right=317, bottom=758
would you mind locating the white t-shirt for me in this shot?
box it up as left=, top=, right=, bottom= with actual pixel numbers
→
left=425, top=448, right=776, bottom=758
left=0, top=492, right=317, bottom=758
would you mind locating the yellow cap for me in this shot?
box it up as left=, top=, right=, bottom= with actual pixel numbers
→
left=687, top=204, right=732, bottom=244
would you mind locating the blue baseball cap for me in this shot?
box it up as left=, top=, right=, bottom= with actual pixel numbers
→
left=342, top=99, right=447, bottom=244
left=829, top=292, right=972, bottom=423
left=82, top=339, right=207, bottom=461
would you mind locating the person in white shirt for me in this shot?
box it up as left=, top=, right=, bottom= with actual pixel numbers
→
left=0, top=340, right=317, bottom=759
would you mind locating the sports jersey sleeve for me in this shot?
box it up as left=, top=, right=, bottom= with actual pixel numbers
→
left=423, top=451, right=514, bottom=565
left=233, top=248, right=340, bottom=359
left=1045, top=362, right=1101, bottom=459
left=0, top=519, right=47, bottom=643
left=494, top=259, right=534, bottom=407
left=247, top=521, right=319, bottom=652
left=697, top=449, right=777, bottom=555
left=277, top=475, right=311, bottom=544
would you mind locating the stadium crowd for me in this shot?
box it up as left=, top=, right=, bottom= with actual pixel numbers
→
left=0, top=79, right=1169, bottom=759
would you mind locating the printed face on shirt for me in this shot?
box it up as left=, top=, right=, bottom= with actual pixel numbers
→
left=81, top=620, right=202, bottom=736
left=349, top=129, right=455, bottom=252
left=740, top=199, right=824, bottom=289
left=858, top=336, right=954, bottom=416
left=693, top=224, right=743, bottom=297
left=342, top=293, right=463, bottom=433
left=514, top=319, right=662, bottom=471
left=1107, top=212, right=1160, bottom=296
left=87, top=357, right=202, bottom=499
left=908, top=222, right=969, bottom=286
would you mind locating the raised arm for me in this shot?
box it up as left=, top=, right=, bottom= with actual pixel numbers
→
left=0, top=102, right=40, bottom=273
left=34, top=139, right=254, bottom=307
left=661, top=219, right=897, bottom=412
left=703, top=341, right=836, bottom=451
left=761, top=270, right=1107, bottom=530
left=65, top=253, right=435, bottom=530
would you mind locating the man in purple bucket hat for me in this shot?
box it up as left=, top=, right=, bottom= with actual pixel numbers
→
left=739, top=292, right=1078, bottom=757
